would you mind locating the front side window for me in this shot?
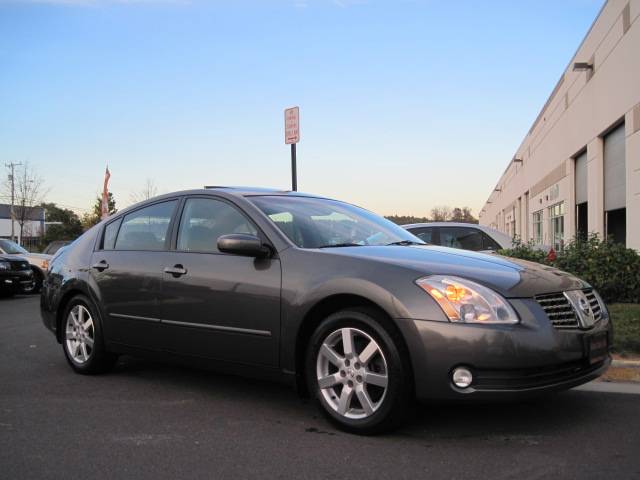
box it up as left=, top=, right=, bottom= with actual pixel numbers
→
left=249, top=196, right=422, bottom=248
left=548, top=202, right=565, bottom=250
left=532, top=210, right=543, bottom=245
left=439, top=227, right=483, bottom=251
left=114, top=200, right=177, bottom=251
left=177, top=198, right=257, bottom=253
left=411, top=227, right=434, bottom=244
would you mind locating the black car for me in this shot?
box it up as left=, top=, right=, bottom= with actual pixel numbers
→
left=0, top=254, right=34, bottom=297
left=41, top=188, right=611, bottom=434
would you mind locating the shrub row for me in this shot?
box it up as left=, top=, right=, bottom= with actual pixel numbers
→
left=499, top=234, right=640, bottom=304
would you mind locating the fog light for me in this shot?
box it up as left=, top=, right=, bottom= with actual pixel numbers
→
left=452, top=367, right=473, bottom=388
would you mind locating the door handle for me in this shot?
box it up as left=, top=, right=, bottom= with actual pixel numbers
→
left=91, top=260, right=109, bottom=271
left=164, top=264, right=187, bottom=277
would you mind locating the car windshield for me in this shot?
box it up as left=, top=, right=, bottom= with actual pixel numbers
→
left=250, top=196, right=425, bottom=248
left=0, top=239, right=29, bottom=254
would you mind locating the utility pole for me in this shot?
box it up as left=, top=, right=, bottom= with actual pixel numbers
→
left=5, top=162, right=22, bottom=243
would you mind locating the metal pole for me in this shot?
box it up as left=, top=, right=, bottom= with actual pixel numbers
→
left=291, top=143, right=297, bottom=191
left=5, top=162, right=21, bottom=243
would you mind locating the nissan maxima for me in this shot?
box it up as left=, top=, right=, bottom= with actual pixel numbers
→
left=41, top=188, right=611, bottom=434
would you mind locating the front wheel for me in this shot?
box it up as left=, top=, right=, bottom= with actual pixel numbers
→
left=306, top=308, right=412, bottom=434
left=62, top=295, right=117, bottom=374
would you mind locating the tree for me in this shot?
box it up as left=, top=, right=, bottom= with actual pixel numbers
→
left=81, top=192, right=117, bottom=230
left=129, top=178, right=158, bottom=205
left=8, top=163, right=47, bottom=242
left=41, top=203, right=83, bottom=243
left=385, top=215, right=430, bottom=225
left=430, top=206, right=452, bottom=222
left=451, top=207, right=478, bottom=224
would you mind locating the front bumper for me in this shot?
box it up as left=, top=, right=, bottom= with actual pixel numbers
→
left=398, top=298, right=613, bottom=400
left=0, top=270, right=34, bottom=294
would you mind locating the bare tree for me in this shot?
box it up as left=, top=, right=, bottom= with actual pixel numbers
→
left=129, top=178, right=158, bottom=205
left=430, top=205, right=452, bottom=222
left=13, top=163, right=47, bottom=243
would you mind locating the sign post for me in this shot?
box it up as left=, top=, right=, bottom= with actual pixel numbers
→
left=284, top=106, right=300, bottom=191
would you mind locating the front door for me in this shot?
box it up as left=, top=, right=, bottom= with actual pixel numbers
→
left=160, top=196, right=281, bottom=367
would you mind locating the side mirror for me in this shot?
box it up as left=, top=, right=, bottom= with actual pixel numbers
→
left=217, top=234, right=271, bottom=258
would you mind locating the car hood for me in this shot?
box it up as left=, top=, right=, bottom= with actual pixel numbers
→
left=22, top=253, right=52, bottom=261
left=322, top=244, right=587, bottom=297
left=0, top=255, right=29, bottom=263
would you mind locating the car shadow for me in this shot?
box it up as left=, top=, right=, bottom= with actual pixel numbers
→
left=106, top=355, right=609, bottom=440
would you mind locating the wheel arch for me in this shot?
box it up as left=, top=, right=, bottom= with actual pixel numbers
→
left=294, top=293, right=414, bottom=398
left=54, top=284, right=100, bottom=343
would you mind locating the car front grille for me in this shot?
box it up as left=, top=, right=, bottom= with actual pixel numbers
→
left=534, top=292, right=579, bottom=329
left=584, top=289, right=602, bottom=322
left=10, top=261, right=30, bottom=271
left=535, top=289, right=605, bottom=329
left=473, top=358, right=607, bottom=390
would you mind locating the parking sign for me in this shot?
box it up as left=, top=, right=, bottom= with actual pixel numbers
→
left=285, top=107, right=300, bottom=144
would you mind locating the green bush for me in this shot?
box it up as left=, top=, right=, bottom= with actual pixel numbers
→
left=499, top=234, right=640, bottom=304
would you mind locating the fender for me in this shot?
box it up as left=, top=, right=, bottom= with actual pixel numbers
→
left=280, top=276, right=412, bottom=373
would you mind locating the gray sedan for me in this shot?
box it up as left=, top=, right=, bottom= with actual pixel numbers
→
left=40, top=188, right=611, bottom=434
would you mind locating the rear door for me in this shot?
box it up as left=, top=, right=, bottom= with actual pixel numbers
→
left=159, top=196, right=281, bottom=367
left=90, top=199, right=178, bottom=349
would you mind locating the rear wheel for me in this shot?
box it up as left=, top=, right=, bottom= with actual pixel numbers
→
left=62, top=295, right=117, bottom=374
left=306, top=308, right=412, bottom=434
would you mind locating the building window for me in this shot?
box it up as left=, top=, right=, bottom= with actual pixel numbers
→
left=532, top=210, right=543, bottom=245
left=548, top=202, right=565, bottom=250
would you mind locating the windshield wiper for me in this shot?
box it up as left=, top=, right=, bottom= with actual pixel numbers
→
left=316, top=243, right=364, bottom=249
left=386, top=240, right=425, bottom=246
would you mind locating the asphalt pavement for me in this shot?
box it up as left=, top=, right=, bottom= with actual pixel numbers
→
left=1, top=295, right=639, bottom=480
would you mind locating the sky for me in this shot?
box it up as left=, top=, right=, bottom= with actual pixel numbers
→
left=0, top=0, right=604, bottom=217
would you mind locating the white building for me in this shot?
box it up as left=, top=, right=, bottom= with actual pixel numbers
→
left=0, top=204, right=45, bottom=241
left=479, top=0, right=640, bottom=251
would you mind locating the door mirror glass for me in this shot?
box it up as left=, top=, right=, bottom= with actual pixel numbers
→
left=217, top=234, right=270, bottom=258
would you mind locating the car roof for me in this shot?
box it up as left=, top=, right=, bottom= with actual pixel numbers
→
left=109, top=187, right=333, bottom=219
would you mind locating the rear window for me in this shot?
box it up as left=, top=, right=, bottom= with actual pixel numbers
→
left=102, top=219, right=122, bottom=250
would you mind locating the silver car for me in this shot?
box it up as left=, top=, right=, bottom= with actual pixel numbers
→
left=402, top=222, right=513, bottom=253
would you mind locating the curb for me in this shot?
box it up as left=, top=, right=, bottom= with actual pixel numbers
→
left=611, top=359, right=640, bottom=369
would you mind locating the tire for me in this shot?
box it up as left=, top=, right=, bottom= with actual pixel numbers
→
left=61, top=294, right=117, bottom=374
left=22, top=268, right=42, bottom=294
left=305, top=307, right=412, bottom=434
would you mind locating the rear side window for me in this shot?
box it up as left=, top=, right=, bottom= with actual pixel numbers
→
left=114, top=200, right=177, bottom=251
left=177, top=198, right=257, bottom=253
left=102, top=218, right=122, bottom=250
left=411, top=227, right=434, bottom=243
left=481, top=233, right=501, bottom=251
left=439, top=227, right=483, bottom=251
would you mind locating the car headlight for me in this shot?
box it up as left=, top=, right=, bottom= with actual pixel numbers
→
left=0, top=261, right=10, bottom=271
left=416, top=275, right=519, bottom=324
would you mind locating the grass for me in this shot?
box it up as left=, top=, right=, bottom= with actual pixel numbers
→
left=609, top=303, right=640, bottom=356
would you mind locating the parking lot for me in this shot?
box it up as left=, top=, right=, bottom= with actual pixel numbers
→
left=1, top=295, right=639, bottom=479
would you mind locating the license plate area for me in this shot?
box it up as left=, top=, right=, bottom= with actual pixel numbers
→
left=587, top=332, right=608, bottom=365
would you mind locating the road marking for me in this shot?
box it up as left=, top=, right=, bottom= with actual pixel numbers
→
left=574, top=381, right=640, bottom=395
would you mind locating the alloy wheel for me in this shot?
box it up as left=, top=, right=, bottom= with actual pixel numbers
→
left=316, top=327, right=388, bottom=420
left=65, top=304, right=95, bottom=365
